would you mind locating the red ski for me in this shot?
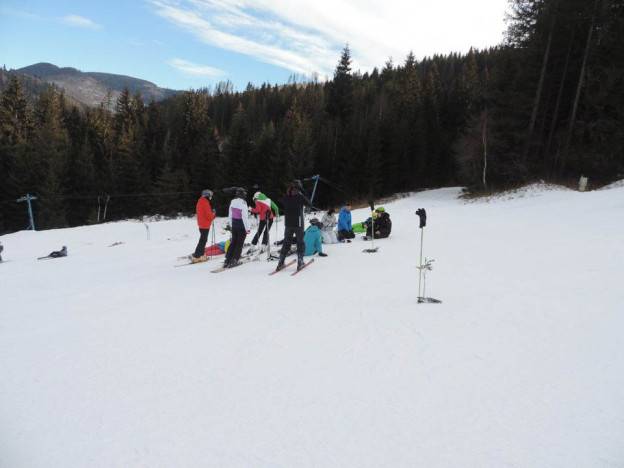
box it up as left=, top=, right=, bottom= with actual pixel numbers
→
left=290, top=259, right=314, bottom=276
left=268, top=259, right=296, bottom=275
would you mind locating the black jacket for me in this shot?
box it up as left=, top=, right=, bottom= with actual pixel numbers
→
left=280, top=192, right=310, bottom=228
left=365, top=212, right=392, bottom=238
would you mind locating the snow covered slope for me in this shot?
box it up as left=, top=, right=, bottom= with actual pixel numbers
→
left=1, top=185, right=623, bottom=468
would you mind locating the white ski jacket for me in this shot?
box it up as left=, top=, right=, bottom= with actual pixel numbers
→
left=229, top=197, right=251, bottom=231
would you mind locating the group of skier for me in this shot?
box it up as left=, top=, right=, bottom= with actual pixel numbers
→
left=190, top=182, right=392, bottom=273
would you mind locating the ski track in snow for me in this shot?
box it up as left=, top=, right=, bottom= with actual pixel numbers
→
left=1, top=186, right=624, bottom=468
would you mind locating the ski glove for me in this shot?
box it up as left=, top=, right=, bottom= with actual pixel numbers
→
left=416, top=208, right=427, bottom=228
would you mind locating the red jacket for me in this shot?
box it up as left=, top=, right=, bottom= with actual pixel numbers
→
left=196, top=197, right=216, bottom=229
left=251, top=199, right=274, bottom=221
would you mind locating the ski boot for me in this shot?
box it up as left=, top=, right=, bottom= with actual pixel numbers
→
left=274, top=251, right=287, bottom=272
left=296, top=254, right=305, bottom=272
left=191, top=255, right=207, bottom=264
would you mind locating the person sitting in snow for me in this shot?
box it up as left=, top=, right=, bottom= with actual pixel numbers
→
left=45, top=246, right=67, bottom=258
left=304, top=218, right=328, bottom=257
left=192, top=189, right=216, bottom=263
left=320, top=208, right=339, bottom=244
left=248, top=191, right=279, bottom=254
left=337, top=203, right=355, bottom=242
left=364, top=207, right=392, bottom=240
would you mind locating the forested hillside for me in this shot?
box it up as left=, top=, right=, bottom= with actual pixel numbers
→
left=1, top=0, right=622, bottom=233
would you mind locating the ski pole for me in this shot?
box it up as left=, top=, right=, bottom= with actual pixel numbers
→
left=371, top=211, right=376, bottom=250
left=266, top=211, right=271, bottom=261
left=418, top=227, right=424, bottom=297
left=209, top=218, right=216, bottom=261
left=415, top=208, right=427, bottom=299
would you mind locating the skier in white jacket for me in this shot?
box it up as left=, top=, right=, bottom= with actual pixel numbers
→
left=320, top=208, right=339, bottom=244
left=223, top=188, right=251, bottom=268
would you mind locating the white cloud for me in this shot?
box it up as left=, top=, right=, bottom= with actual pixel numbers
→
left=169, top=58, right=226, bottom=77
left=62, top=14, right=102, bottom=30
left=149, top=0, right=508, bottom=78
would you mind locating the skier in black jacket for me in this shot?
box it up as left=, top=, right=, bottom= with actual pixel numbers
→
left=276, top=182, right=311, bottom=272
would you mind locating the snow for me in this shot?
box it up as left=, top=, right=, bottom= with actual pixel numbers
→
left=1, top=185, right=623, bottom=468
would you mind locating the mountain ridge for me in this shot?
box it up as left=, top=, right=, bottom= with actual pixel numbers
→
left=10, top=62, right=179, bottom=109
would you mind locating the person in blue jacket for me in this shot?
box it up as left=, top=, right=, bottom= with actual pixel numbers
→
left=337, top=203, right=355, bottom=242
left=304, top=218, right=328, bottom=257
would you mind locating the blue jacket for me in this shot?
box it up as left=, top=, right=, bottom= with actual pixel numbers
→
left=304, top=225, right=323, bottom=256
left=337, top=207, right=352, bottom=232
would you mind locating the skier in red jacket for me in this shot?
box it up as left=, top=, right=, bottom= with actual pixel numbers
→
left=248, top=191, right=278, bottom=254
left=192, top=189, right=216, bottom=263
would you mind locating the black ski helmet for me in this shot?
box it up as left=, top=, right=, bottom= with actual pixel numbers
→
left=235, top=187, right=247, bottom=199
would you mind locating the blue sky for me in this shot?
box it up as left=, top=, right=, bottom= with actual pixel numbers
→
left=0, top=0, right=509, bottom=91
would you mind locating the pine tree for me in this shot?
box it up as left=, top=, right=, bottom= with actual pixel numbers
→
left=0, top=77, right=32, bottom=145
left=327, top=45, right=354, bottom=122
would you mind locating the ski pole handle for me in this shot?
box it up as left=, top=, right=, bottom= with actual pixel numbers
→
left=415, top=208, right=427, bottom=228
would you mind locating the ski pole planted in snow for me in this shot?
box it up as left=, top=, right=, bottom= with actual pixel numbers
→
left=415, top=208, right=441, bottom=304
left=363, top=200, right=379, bottom=253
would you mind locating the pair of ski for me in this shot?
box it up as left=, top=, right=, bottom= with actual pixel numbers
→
left=268, top=258, right=314, bottom=276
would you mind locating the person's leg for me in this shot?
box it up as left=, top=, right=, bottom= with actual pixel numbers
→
left=295, top=227, right=305, bottom=266
left=278, top=227, right=294, bottom=266
left=231, top=227, right=247, bottom=262
left=224, top=235, right=235, bottom=265
left=193, top=228, right=209, bottom=258
left=262, top=218, right=273, bottom=245
left=251, top=220, right=266, bottom=246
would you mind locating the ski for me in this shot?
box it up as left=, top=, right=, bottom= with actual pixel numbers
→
left=174, top=259, right=210, bottom=268
left=210, top=256, right=257, bottom=273
left=37, top=256, right=65, bottom=261
left=268, top=259, right=296, bottom=275
left=291, top=258, right=314, bottom=276
left=174, top=255, right=223, bottom=267
left=418, top=297, right=443, bottom=304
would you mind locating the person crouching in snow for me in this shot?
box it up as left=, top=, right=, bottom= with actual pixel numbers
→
left=248, top=191, right=279, bottom=254
left=223, top=188, right=250, bottom=268
left=337, top=203, right=355, bottom=242
left=364, top=207, right=392, bottom=240
left=192, top=189, right=216, bottom=263
left=320, top=208, right=339, bottom=244
left=304, top=218, right=327, bottom=257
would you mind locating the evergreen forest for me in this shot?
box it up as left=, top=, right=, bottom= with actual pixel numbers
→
left=1, top=0, right=622, bottom=233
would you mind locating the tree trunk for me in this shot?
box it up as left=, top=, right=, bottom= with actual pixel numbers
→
left=547, top=30, right=575, bottom=175
left=482, top=63, right=489, bottom=190
left=482, top=107, right=488, bottom=190
left=524, top=11, right=556, bottom=164
left=562, top=0, right=600, bottom=172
